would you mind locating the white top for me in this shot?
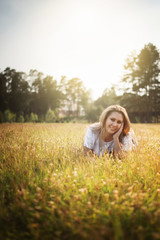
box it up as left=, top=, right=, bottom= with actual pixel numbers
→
left=84, top=126, right=137, bottom=157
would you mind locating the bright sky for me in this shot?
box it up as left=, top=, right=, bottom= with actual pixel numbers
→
left=0, top=0, right=160, bottom=99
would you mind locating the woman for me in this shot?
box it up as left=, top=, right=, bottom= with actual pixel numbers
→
left=84, top=105, right=137, bottom=157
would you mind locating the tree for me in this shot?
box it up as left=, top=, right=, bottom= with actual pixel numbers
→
left=0, top=69, right=9, bottom=112
left=121, top=43, right=160, bottom=122
left=29, top=70, right=61, bottom=116
left=30, top=112, right=38, bottom=122
left=0, top=111, right=4, bottom=123
left=45, top=109, right=56, bottom=122
left=17, top=115, right=24, bottom=123
left=59, top=77, right=91, bottom=117
left=95, top=86, right=118, bottom=108
left=1, top=67, right=30, bottom=117
left=4, top=109, right=16, bottom=122
left=85, top=103, right=103, bottom=122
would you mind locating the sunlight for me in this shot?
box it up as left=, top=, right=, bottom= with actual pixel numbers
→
left=1, top=0, right=160, bottom=99
left=30, top=0, right=140, bottom=98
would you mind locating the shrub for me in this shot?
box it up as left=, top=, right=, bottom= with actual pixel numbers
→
left=30, top=112, right=38, bottom=122
left=17, top=115, right=24, bottom=123
left=25, top=114, right=30, bottom=122
left=4, top=109, right=16, bottom=122
left=45, top=109, right=56, bottom=122
left=38, top=114, right=45, bottom=123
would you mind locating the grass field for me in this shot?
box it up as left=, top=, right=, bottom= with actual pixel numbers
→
left=0, top=123, right=160, bottom=240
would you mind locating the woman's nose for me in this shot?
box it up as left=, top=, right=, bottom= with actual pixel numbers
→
left=113, top=122, right=118, bottom=127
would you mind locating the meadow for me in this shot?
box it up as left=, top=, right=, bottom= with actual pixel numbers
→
left=0, top=123, right=160, bottom=240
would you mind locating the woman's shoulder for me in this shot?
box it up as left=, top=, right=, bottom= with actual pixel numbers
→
left=87, top=122, right=101, bottom=132
left=84, top=124, right=100, bottom=149
left=86, top=125, right=99, bottom=137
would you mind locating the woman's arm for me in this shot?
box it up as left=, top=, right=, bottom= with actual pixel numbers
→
left=83, top=127, right=96, bottom=156
left=113, top=124, right=124, bottom=157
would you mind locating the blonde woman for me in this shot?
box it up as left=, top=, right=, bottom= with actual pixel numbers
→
left=84, top=105, right=137, bottom=157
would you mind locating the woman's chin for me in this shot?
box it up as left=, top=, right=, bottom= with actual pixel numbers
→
left=109, top=129, right=116, bottom=133
left=108, top=131, right=116, bottom=135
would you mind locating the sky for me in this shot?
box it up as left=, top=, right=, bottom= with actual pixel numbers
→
left=1, top=0, right=160, bottom=99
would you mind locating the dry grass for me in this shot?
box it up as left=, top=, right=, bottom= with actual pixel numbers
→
left=0, top=123, right=160, bottom=240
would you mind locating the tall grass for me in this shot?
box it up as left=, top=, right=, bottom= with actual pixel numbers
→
left=0, top=123, right=160, bottom=240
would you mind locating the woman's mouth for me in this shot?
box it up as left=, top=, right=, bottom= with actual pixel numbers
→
left=110, top=127, right=117, bottom=132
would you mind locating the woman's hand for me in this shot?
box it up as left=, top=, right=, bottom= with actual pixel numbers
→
left=113, top=123, right=124, bottom=139
left=112, top=123, right=124, bottom=158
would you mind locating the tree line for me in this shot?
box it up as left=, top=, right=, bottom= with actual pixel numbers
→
left=0, top=43, right=160, bottom=123
left=0, top=68, right=91, bottom=123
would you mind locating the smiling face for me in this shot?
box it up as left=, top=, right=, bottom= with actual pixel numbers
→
left=105, top=111, right=124, bottom=135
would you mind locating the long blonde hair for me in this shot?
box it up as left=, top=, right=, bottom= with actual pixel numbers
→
left=90, top=105, right=131, bottom=142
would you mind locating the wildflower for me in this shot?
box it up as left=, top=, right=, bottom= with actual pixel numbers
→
left=101, top=179, right=107, bottom=185
left=33, top=199, right=39, bottom=204
left=113, top=190, right=118, bottom=195
left=36, top=193, right=42, bottom=200
left=73, top=171, right=78, bottom=177
left=104, top=193, right=109, bottom=199
left=48, top=201, right=55, bottom=207
left=36, top=187, right=42, bottom=193
left=128, top=185, right=134, bottom=192
left=35, top=206, right=42, bottom=211
left=110, top=201, right=115, bottom=206
left=17, top=188, right=28, bottom=196
left=78, top=188, right=87, bottom=194
left=113, top=190, right=119, bottom=200
left=87, top=201, right=92, bottom=208
left=74, top=195, right=81, bottom=200
left=126, top=192, right=132, bottom=197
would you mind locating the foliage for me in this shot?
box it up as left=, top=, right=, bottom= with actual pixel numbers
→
left=0, top=69, right=91, bottom=122
left=59, top=76, right=91, bottom=117
left=95, top=86, right=118, bottom=108
left=25, top=114, right=30, bottom=122
left=85, top=103, right=103, bottom=122
left=30, top=71, right=62, bottom=115
left=121, top=43, right=160, bottom=122
left=17, top=115, right=24, bottom=123
left=0, top=123, right=160, bottom=240
left=1, top=42, right=160, bottom=123
left=4, top=109, right=16, bottom=122
left=0, top=111, right=4, bottom=123
left=30, top=112, right=38, bottom=122
left=0, top=68, right=63, bottom=119
left=45, top=109, right=56, bottom=123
